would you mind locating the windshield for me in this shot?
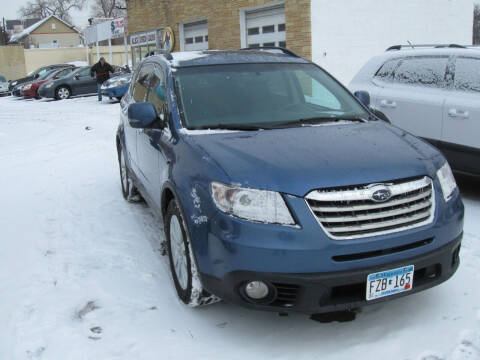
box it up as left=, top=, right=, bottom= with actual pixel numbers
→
left=38, top=69, right=57, bottom=80
left=174, top=63, right=370, bottom=129
left=0, top=75, right=6, bottom=82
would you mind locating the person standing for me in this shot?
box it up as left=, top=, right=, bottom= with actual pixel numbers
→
left=90, top=57, right=114, bottom=101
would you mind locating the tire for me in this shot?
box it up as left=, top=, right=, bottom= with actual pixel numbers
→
left=165, top=199, right=219, bottom=307
left=116, top=96, right=122, bottom=101
left=117, top=145, right=142, bottom=202
left=55, top=86, right=71, bottom=100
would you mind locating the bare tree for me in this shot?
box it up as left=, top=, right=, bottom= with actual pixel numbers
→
left=474, top=4, right=480, bottom=45
left=90, top=0, right=126, bottom=19
left=18, top=0, right=87, bottom=24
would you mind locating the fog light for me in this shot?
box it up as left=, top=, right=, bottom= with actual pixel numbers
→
left=245, top=281, right=269, bottom=299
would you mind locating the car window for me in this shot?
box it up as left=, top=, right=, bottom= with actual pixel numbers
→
left=0, top=75, right=6, bottom=82
left=374, top=58, right=400, bottom=82
left=454, top=57, right=480, bottom=93
left=175, top=63, right=369, bottom=129
left=133, top=64, right=152, bottom=103
left=37, top=68, right=49, bottom=77
left=54, top=69, right=73, bottom=79
left=393, top=56, right=448, bottom=88
left=77, top=67, right=91, bottom=77
left=147, top=65, right=166, bottom=114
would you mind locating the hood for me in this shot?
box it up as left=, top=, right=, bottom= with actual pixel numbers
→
left=186, top=122, right=443, bottom=196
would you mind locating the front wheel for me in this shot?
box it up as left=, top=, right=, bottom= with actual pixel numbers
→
left=165, top=200, right=219, bottom=307
left=55, top=86, right=70, bottom=100
left=117, top=145, right=141, bottom=202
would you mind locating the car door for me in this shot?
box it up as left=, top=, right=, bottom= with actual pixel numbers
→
left=124, top=63, right=152, bottom=177
left=376, top=55, right=450, bottom=143
left=136, top=63, right=170, bottom=208
left=441, top=56, right=480, bottom=174
left=72, top=67, right=96, bottom=94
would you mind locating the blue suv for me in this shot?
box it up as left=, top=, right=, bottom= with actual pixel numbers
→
left=117, top=48, right=464, bottom=313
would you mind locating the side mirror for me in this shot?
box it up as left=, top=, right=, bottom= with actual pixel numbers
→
left=128, top=102, right=159, bottom=128
left=354, top=90, right=370, bottom=108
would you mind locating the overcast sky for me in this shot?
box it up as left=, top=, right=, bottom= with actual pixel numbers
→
left=1, top=0, right=91, bottom=28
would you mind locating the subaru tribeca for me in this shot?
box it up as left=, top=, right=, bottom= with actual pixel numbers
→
left=116, top=49, right=464, bottom=313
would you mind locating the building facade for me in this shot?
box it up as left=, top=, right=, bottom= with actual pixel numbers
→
left=127, top=0, right=473, bottom=83
left=10, top=15, right=82, bottom=49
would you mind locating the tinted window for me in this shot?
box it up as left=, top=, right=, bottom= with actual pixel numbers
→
left=454, top=57, right=480, bottom=93
left=0, top=75, right=6, bottom=82
left=374, top=59, right=400, bottom=81
left=147, top=65, right=166, bottom=114
left=77, top=67, right=91, bottom=77
left=133, top=64, right=152, bottom=102
left=393, top=56, right=448, bottom=87
left=175, top=63, right=369, bottom=128
left=54, top=68, right=73, bottom=79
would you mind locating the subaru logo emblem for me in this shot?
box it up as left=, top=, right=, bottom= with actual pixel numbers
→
left=370, top=186, right=392, bottom=202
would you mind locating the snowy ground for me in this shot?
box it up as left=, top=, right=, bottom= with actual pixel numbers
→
left=0, top=95, right=479, bottom=360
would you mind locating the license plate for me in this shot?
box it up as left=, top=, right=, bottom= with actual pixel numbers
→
left=366, top=265, right=414, bottom=301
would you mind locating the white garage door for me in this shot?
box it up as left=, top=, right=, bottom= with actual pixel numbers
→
left=246, top=6, right=286, bottom=48
left=183, top=20, right=208, bottom=51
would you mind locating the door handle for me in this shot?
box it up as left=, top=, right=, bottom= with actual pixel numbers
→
left=448, top=109, right=469, bottom=119
left=380, top=99, right=397, bottom=108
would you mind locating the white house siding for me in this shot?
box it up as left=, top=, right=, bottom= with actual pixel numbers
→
left=311, top=0, right=474, bottom=84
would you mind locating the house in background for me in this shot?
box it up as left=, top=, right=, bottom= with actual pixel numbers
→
left=10, top=15, right=82, bottom=49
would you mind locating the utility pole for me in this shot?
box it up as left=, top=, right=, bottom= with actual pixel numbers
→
left=2, top=17, right=6, bottom=45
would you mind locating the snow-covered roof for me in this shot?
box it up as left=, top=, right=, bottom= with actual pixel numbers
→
left=10, top=15, right=79, bottom=42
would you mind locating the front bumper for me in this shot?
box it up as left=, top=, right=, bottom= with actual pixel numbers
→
left=201, top=233, right=462, bottom=313
left=101, top=84, right=129, bottom=98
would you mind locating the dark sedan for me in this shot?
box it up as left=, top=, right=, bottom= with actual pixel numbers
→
left=9, top=64, right=73, bottom=92
left=39, top=66, right=129, bottom=100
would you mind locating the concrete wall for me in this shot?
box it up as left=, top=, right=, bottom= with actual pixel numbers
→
left=311, top=0, right=474, bottom=85
left=127, top=0, right=312, bottom=59
left=0, top=45, right=27, bottom=81
left=22, top=45, right=130, bottom=74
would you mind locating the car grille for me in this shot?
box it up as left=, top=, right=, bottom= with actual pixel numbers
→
left=305, top=176, right=435, bottom=240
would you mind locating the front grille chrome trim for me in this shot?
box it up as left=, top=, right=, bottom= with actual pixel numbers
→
left=305, top=176, right=435, bottom=240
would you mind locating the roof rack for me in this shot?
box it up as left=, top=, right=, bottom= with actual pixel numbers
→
left=239, top=46, right=300, bottom=58
left=386, top=44, right=467, bottom=51
left=149, top=48, right=173, bottom=60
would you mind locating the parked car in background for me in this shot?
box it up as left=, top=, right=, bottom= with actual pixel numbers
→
left=38, top=65, right=130, bottom=100
left=8, top=64, right=73, bottom=92
left=350, top=45, right=480, bottom=176
left=117, top=49, right=463, bottom=314
left=22, top=67, right=77, bottom=99
left=0, top=75, right=9, bottom=96
left=101, top=73, right=132, bottom=100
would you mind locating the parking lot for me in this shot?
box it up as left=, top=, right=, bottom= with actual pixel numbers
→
left=0, top=95, right=479, bottom=360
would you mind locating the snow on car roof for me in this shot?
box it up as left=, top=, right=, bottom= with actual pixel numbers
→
left=163, top=50, right=310, bottom=68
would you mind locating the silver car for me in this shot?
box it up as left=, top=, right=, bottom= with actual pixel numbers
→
left=0, top=75, right=9, bottom=96
left=350, top=45, right=480, bottom=176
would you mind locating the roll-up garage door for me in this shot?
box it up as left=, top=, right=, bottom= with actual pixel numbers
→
left=183, top=20, right=208, bottom=51
left=246, top=6, right=286, bottom=48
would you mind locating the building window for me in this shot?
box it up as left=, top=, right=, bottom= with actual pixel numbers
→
left=279, top=41, right=286, bottom=48
left=52, top=23, right=56, bottom=30
left=242, top=5, right=286, bottom=50
left=262, top=25, right=275, bottom=33
left=248, top=43, right=260, bottom=48
left=182, top=19, right=208, bottom=51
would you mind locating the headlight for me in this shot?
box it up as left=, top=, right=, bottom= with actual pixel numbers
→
left=437, top=162, right=457, bottom=202
left=211, top=182, right=295, bottom=225
left=23, top=84, right=32, bottom=90
left=12, top=81, right=17, bottom=86
left=45, top=82, right=53, bottom=88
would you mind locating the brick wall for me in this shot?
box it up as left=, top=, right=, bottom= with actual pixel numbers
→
left=127, top=0, right=311, bottom=59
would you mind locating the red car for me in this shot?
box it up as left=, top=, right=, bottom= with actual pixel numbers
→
left=22, top=67, right=76, bottom=99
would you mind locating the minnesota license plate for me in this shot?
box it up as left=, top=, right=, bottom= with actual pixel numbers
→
left=366, top=265, right=414, bottom=301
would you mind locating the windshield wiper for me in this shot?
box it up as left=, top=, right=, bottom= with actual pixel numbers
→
left=188, top=123, right=266, bottom=131
left=263, top=116, right=368, bottom=128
